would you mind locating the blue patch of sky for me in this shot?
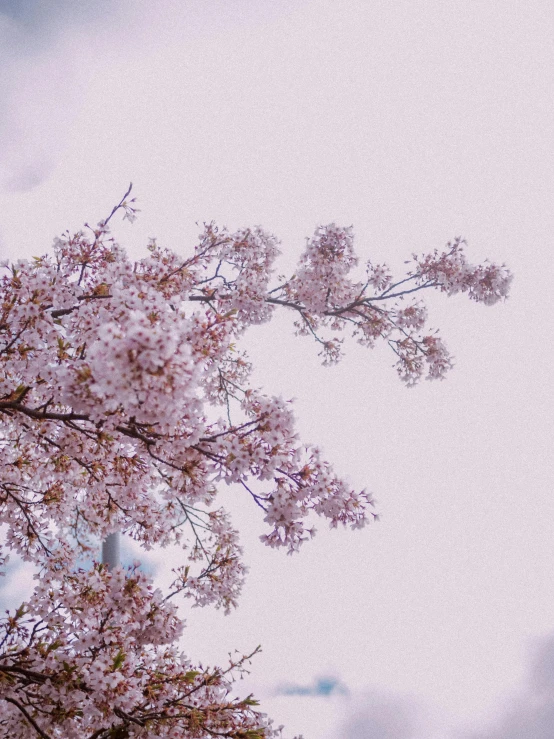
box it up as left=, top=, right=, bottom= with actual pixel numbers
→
left=73, top=536, right=158, bottom=577
left=0, top=535, right=158, bottom=614
left=277, top=676, right=348, bottom=698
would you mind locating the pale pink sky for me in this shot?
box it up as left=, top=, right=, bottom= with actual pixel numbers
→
left=0, top=2, right=553, bottom=737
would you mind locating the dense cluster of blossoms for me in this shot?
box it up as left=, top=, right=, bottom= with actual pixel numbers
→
left=0, top=563, right=281, bottom=738
left=0, top=187, right=511, bottom=737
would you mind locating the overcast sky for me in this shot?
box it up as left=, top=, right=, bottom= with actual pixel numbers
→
left=1, top=1, right=553, bottom=737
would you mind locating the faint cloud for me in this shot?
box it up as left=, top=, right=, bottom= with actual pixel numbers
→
left=457, top=633, right=554, bottom=739
left=276, top=675, right=348, bottom=698
left=3, top=157, right=55, bottom=193
left=0, top=0, right=116, bottom=35
left=0, top=0, right=48, bottom=24
left=0, top=0, right=125, bottom=194
left=337, top=690, right=423, bottom=739
left=0, top=53, right=72, bottom=194
left=530, top=634, right=554, bottom=695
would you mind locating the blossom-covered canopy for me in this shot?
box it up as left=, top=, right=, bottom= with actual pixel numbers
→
left=0, top=189, right=511, bottom=737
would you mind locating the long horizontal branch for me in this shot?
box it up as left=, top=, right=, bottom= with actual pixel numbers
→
left=19, top=267, right=440, bottom=330
left=0, top=401, right=88, bottom=422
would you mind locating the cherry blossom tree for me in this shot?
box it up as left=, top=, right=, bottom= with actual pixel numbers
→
left=0, top=185, right=512, bottom=737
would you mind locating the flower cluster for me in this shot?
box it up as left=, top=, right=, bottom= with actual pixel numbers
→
left=67, top=309, right=198, bottom=431
left=269, top=225, right=511, bottom=376
left=0, top=563, right=285, bottom=739
left=188, top=224, right=281, bottom=331
left=392, top=333, right=453, bottom=386
left=288, top=224, right=359, bottom=313
left=414, top=237, right=513, bottom=305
